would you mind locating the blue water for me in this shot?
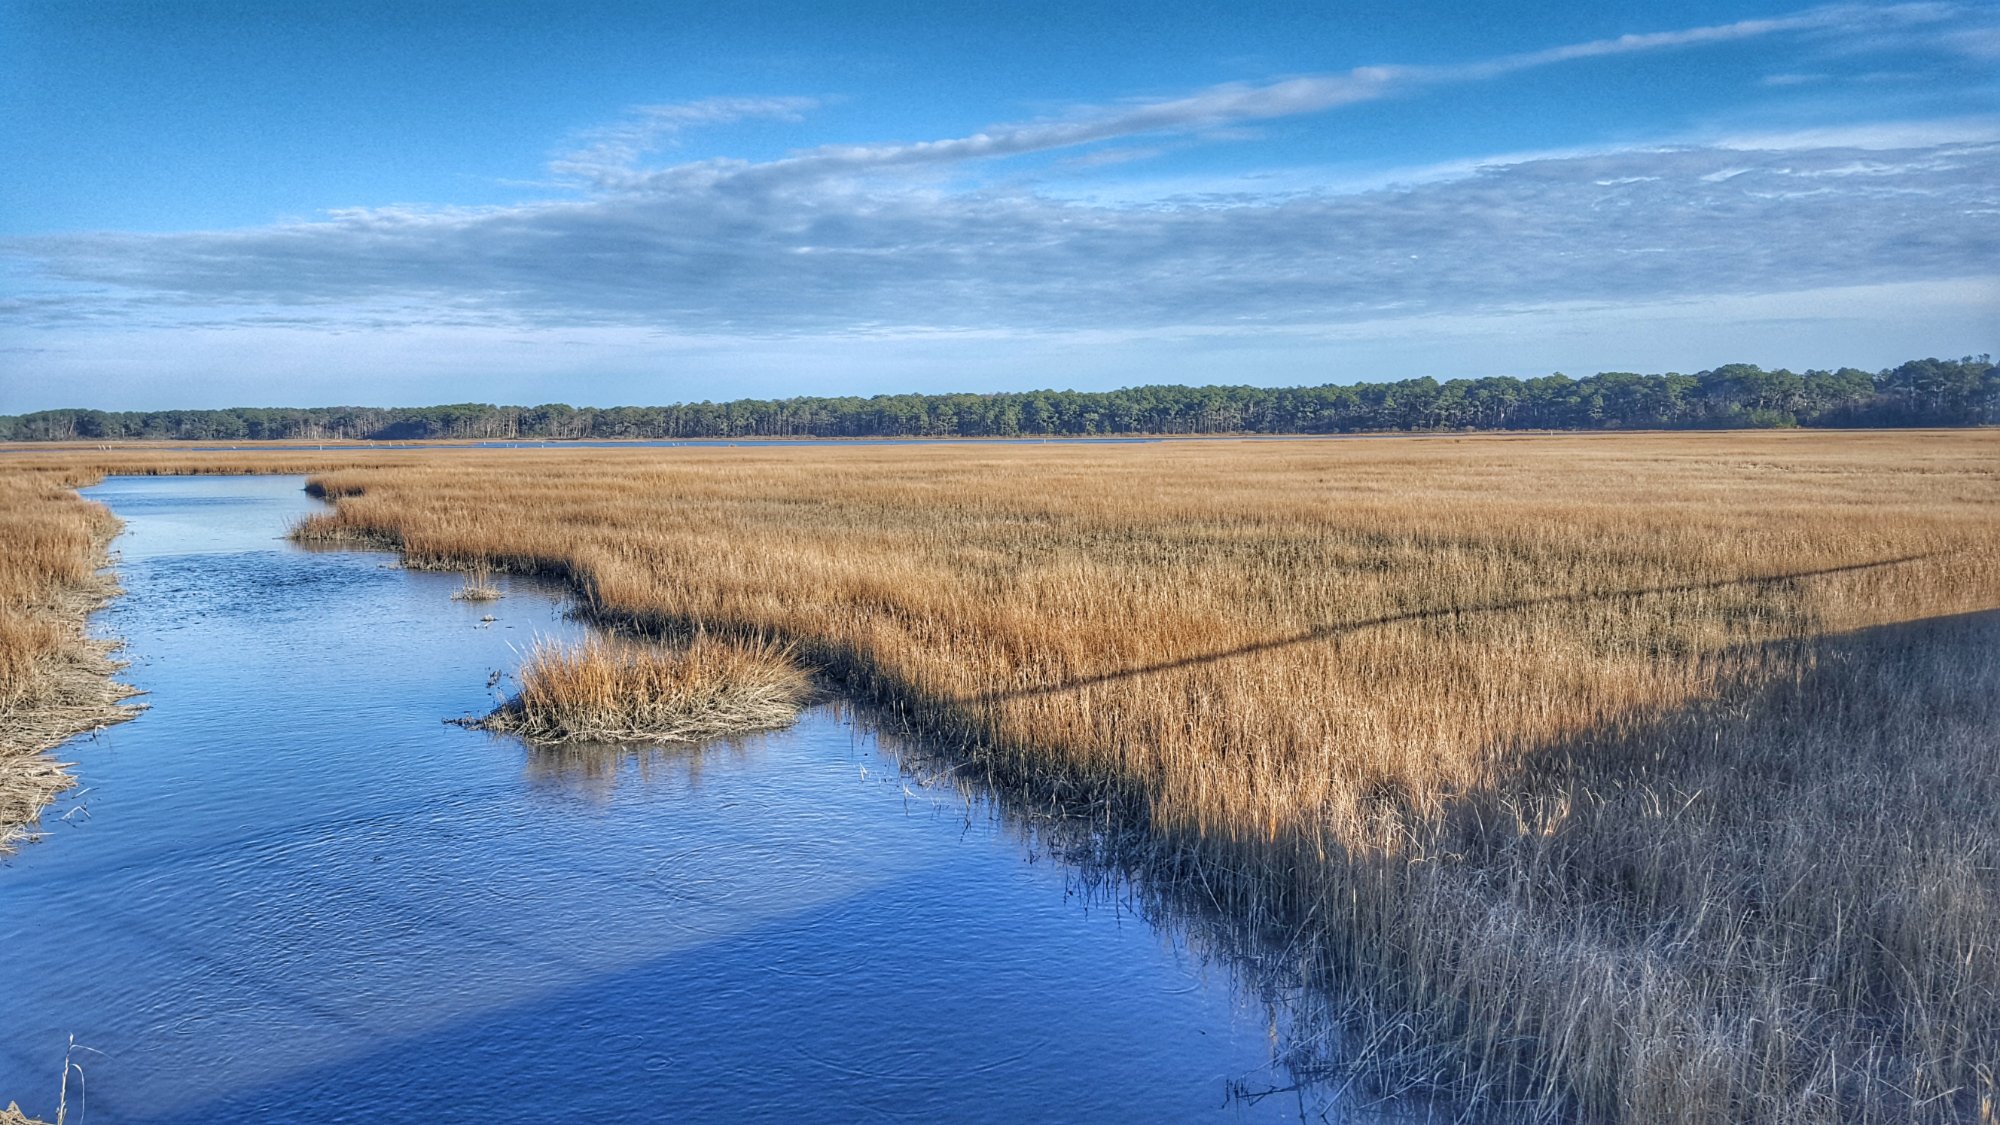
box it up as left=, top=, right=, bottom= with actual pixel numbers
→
left=0, top=475, right=1355, bottom=1123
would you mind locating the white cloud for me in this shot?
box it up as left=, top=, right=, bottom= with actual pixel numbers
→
left=549, top=96, right=821, bottom=190
left=12, top=139, right=1993, bottom=337
left=1706, top=116, right=2000, bottom=150
left=1452, top=5, right=1894, bottom=78
left=590, top=4, right=1968, bottom=199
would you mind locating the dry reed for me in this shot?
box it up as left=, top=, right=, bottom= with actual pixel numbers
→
left=479, top=634, right=809, bottom=744
left=450, top=564, right=503, bottom=601
left=2, top=431, right=1996, bottom=1121
left=0, top=470, right=143, bottom=853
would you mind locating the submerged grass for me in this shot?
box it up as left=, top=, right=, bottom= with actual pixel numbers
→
left=479, top=634, right=809, bottom=744
left=2, top=431, right=1996, bottom=1121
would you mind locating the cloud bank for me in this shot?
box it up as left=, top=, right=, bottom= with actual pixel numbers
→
left=19, top=138, right=1995, bottom=335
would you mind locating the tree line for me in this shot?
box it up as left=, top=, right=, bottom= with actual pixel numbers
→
left=4, top=357, right=1992, bottom=442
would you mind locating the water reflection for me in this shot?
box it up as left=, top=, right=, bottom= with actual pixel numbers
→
left=514, top=733, right=765, bottom=806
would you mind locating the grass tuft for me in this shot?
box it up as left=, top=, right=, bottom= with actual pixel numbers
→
left=479, top=635, right=810, bottom=745
left=450, top=565, right=503, bottom=601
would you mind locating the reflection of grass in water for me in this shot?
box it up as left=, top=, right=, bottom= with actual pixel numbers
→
left=481, top=635, right=809, bottom=746
left=513, top=729, right=770, bottom=806
left=6, top=431, right=2000, bottom=1122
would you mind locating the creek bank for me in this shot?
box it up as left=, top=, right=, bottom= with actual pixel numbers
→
left=0, top=521, right=142, bottom=854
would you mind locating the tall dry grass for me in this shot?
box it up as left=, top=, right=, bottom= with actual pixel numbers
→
left=449, top=563, right=503, bottom=602
left=0, top=469, right=139, bottom=851
left=480, top=634, right=809, bottom=744
left=3, top=431, right=1996, bottom=1120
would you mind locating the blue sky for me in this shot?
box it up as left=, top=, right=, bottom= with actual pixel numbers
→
left=2, top=0, right=1995, bottom=411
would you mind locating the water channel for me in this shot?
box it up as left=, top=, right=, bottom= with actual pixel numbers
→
left=1, top=475, right=1360, bottom=1123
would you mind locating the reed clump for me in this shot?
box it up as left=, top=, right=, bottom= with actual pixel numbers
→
left=3, top=431, right=1997, bottom=1121
left=480, top=635, right=809, bottom=744
left=450, top=565, right=503, bottom=601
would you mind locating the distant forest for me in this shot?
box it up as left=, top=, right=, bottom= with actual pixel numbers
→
left=5, top=356, right=1993, bottom=441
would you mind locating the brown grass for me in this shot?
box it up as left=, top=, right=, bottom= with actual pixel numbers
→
left=2, top=430, right=1996, bottom=1121
left=0, top=471, right=143, bottom=853
left=478, top=634, right=809, bottom=744
left=450, top=564, right=503, bottom=601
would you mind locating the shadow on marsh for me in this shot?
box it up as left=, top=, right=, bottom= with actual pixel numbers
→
left=963, top=552, right=1940, bottom=705
left=1424, top=606, right=2000, bottom=1120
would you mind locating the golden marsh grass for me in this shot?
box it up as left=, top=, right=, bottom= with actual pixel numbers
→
left=0, top=470, right=141, bottom=852
left=2, top=430, right=1996, bottom=1121
left=479, top=634, right=809, bottom=744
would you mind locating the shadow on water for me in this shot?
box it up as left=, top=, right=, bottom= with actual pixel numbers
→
left=137, top=711, right=1462, bottom=1125
left=518, top=729, right=1405, bottom=1120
